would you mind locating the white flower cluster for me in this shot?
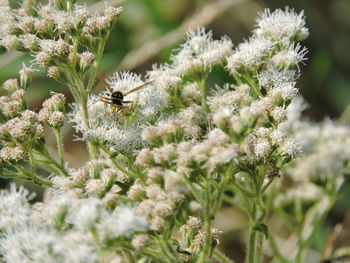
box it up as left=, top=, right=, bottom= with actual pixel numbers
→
left=287, top=118, right=350, bottom=181
left=0, top=78, right=25, bottom=117
left=227, top=8, right=308, bottom=75
left=0, top=185, right=149, bottom=263
left=0, top=5, right=324, bottom=263
left=0, top=110, right=44, bottom=163
left=171, top=28, right=233, bottom=76
left=0, top=0, right=122, bottom=75
left=39, top=93, right=66, bottom=128
left=70, top=71, right=169, bottom=153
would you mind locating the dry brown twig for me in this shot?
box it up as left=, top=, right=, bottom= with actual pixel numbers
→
left=117, top=0, right=246, bottom=71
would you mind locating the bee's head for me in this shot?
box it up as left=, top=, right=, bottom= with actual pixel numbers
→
left=111, top=91, right=124, bottom=100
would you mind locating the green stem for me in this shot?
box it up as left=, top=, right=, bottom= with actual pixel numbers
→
left=231, top=181, right=256, bottom=198
left=142, top=249, right=166, bottom=263
left=262, top=176, right=275, bottom=193
left=36, top=148, right=69, bottom=176
left=15, top=164, right=52, bottom=186
left=53, top=128, right=65, bottom=168
left=80, top=96, right=98, bottom=159
left=156, top=238, right=177, bottom=263
left=198, top=179, right=213, bottom=263
left=183, top=175, right=204, bottom=203
left=121, top=248, right=135, bottom=263
left=98, top=144, right=129, bottom=175
left=246, top=222, right=258, bottom=263
left=242, top=72, right=263, bottom=98
left=246, top=194, right=267, bottom=263
left=86, top=40, right=106, bottom=94
left=197, top=75, right=209, bottom=113
left=213, top=248, right=236, bottom=263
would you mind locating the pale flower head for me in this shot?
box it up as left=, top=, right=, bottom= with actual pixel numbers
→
left=255, top=7, right=309, bottom=41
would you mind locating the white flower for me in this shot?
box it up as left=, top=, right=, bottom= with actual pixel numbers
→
left=0, top=226, right=97, bottom=263
left=255, top=8, right=309, bottom=41
left=206, top=144, right=238, bottom=171
left=258, top=67, right=297, bottom=89
left=96, top=206, right=149, bottom=240
left=270, top=43, right=307, bottom=69
left=147, top=64, right=181, bottom=91
left=279, top=138, right=300, bottom=157
left=70, top=96, right=147, bottom=153
left=226, top=36, right=274, bottom=74
left=66, top=197, right=103, bottom=230
left=0, top=145, right=27, bottom=162
left=171, top=27, right=233, bottom=76
left=254, top=138, right=271, bottom=158
left=0, top=184, right=34, bottom=230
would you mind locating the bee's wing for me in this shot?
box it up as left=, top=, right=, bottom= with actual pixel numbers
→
left=123, top=80, right=154, bottom=96
left=97, top=73, right=113, bottom=93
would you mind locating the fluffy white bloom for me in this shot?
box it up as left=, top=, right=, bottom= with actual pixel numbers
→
left=254, top=138, right=271, bottom=158
left=171, top=27, right=233, bottom=76
left=147, top=64, right=181, bottom=91
left=96, top=206, right=149, bottom=240
left=209, top=89, right=240, bottom=112
left=70, top=96, right=147, bottom=153
left=206, top=144, right=238, bottom=171
left=66, top=197, right=103, bottom=230
left=0, top=184, right=34, bottom=230
left=178, top=105, right=207, bottom=125
left=0, top=145, right=27, bottom=162
left=0, top=226, right=97, bottom=263
left=270, top=43, right=307, bottom=69
left=287, top=120, right=350, bottom=180
left=268, top=82, right=298, bottom=101
left=258, top=68, right=296, bottom=90
left=226, top=36, right=274, bottom=74
left=255, top=8, right=309, bottom=41
left=207, top=128, right=230, bottom=145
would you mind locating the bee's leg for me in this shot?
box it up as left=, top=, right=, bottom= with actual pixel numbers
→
left=118, top=106, right=131, bottom=117
left=99, top=96, right=111, bottom=100
left=92, top=96, right=112, bottom=105
left=123, top=100, right=134, bottom=111
left=109, top=105, right=123, bottom=114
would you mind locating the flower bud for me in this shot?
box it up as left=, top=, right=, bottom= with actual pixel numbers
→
left=48, top=111, right=65, bottom=128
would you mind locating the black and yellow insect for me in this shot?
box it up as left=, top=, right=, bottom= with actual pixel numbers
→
left=94, top=74, right=153, bottom=116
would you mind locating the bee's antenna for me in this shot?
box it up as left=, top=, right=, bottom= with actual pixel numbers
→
left=123, top=80, right=154, bottom=96
left=97, top=73, right=113, bottom=93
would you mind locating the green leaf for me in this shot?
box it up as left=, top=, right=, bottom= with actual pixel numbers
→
left=253, top=223, right=269, bottom=239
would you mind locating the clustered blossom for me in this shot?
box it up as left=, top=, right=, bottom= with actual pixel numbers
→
left=0, top=0, right=122, bottom=77
left=39, top=93, right=66, bottom=128
left=0, top=186, right=149, bottom=263
left=0, top=78, right=26, bottom=117
left=171, top=28, right=233, bottom=76
left=254, top=8, right=309, bottom=42
left=284, top=112, right=350, bottom=181
left=0, top=4, right=331, bottom=263
left=0, top=110, right=44, bottom=163
left=70, top=71, right=168, bottom=154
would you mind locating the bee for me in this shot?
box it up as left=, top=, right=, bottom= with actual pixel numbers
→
left=94, top=73, right=153, bottom=116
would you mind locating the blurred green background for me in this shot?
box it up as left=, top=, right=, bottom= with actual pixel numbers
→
left=1, top=0, right=350, bottom=262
